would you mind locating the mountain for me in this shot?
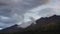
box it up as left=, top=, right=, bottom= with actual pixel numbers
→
left=23, top=15, right=60, bottom=31
left=0, top=15, right=60, bottom=34
left=0, top=24, right=24, bottom=34
left=14, top=15, right=60, bottom=34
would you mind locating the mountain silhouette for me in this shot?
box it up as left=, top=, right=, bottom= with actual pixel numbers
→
left=0, top=15, right=60, bottom=34
left=0, top=24, right=24, bottom=34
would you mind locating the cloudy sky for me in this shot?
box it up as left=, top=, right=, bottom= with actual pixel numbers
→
left=0, top=0, right=60, bottom=30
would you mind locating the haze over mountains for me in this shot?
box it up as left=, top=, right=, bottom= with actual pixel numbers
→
left=0, top=0, right=60, bottom=29
left=0, top=15, right=60, bottom=34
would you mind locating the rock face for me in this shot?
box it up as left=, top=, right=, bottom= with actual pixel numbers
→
left=0, top=15, right=60, bottom=34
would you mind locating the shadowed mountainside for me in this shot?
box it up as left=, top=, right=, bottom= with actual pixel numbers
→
left=0, top=15, right=60, bottom=34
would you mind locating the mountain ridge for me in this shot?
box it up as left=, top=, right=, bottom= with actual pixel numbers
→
left=0, top=15, right=60, bottom=34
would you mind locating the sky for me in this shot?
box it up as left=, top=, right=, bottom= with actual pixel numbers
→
left=0, top=0, right=60, bottom=30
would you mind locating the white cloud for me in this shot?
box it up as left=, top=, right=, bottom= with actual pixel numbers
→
left=0, top=16, right=10, bottom=20
left=0, top=28, right=3, bottom=30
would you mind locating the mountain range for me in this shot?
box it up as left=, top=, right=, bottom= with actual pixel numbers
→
left=0, top=15, right=60, bottom=34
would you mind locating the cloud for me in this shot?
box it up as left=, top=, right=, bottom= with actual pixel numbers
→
left=0, top=0, right=60, bottom=29
left=18, top=0, right=60, bottom=28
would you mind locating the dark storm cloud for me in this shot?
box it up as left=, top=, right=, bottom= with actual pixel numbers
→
left=0, top=0, right=48, bottom=29
left=0, top=0, right=60, bottom=29
left=13, top=0, right=48, bottom=15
